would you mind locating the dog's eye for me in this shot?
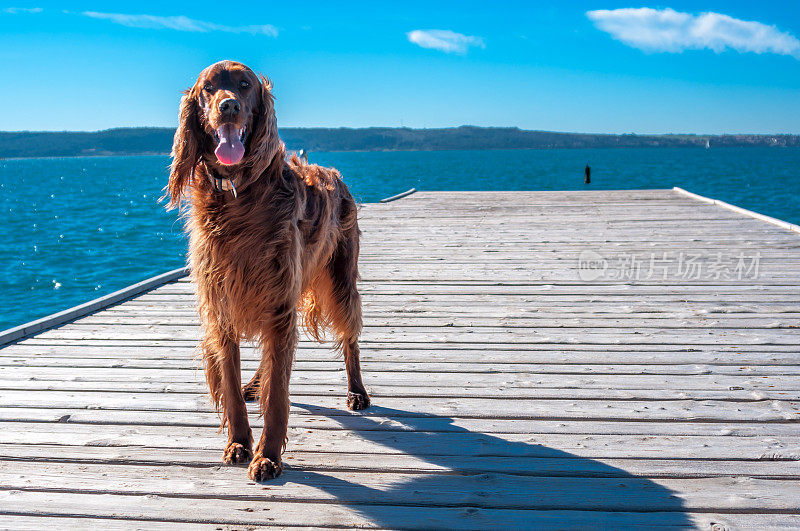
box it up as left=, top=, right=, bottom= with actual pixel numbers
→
left=239, top=80, right=250, bottom=89
left=203, top=83, right=214, bottom=92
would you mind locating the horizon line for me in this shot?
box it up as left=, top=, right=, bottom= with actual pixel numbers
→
left=1, top=126, right=798, bottom=137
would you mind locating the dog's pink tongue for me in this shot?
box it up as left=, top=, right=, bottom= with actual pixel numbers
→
left=214, top=124, right=244, bottom=165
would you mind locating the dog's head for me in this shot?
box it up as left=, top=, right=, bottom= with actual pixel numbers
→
left=167, top=60, right=282, bottom=207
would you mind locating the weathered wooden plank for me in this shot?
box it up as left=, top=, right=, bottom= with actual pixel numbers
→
left=8, top=340, right=800, bottom=358
left=4, top=461, right=800, bottom=513
left=2, top=391, right=799, bottom=422
left=4, top=379, right=799, bottom=402
left=4, top=491, right=793, bottom=530
left=3, top=409, right=798, bottom=436
left=3, top=365, right=799, bottom=390
left=152, top=282, right=800, bottom=294
left=4, top=444, right=797, bottom=478
left=29, top=324, right=800, bottom=346
left=0, top=516, right=229, bottom=531
left=3, top=357, right=799, bottom=378
left=357, top=230, right=793, bottom=238
left=4, top=357, right=800, bottom=378
left=4, top=421, right=800, bottom=460
left=129, top=305, right=800, bottom=322
left=70, top=314, right=800, bottom=330
left=135, top=293, right=800, bottom=305
left=5, top=342, right=800, bottom=364
left=93, top=308, right=800, bottom=320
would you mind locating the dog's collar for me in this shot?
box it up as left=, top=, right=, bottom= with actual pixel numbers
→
left=207, top=167, right=238, bottom=199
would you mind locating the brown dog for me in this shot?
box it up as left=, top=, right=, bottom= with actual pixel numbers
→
left=166, top=60, right=369, bottom=481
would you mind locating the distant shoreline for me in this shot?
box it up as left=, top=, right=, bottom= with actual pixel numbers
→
left=4, top=143, right=800, bottom=162
left=2, top=126, right=798, bottom=159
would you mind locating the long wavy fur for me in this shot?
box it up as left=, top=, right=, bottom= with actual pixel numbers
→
left=166, top=63, right=367, bottom=471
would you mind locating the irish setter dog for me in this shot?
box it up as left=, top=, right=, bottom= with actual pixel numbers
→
left=166, top=60, right=369, bottom=481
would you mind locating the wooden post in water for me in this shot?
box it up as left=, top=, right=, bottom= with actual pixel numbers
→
left=584, top=164, right=591, bottom=184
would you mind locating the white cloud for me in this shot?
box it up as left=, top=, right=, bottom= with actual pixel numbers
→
left=82, top=11, right=278, bottom=36
left=407, top=29, right=484, bottom=54
left=587, top=8, right=800, bottom=59
left=3, top=7, right=43, bottom=14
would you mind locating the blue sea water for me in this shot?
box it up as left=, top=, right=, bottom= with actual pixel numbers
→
left=1, top=147, right=799, bottom=331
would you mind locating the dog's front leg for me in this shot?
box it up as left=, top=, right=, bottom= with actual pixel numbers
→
left=215, top=332, right=253, bottom=465
left=249, top=306, right=298, bottom=481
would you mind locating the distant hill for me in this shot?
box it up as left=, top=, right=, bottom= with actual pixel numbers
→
left=1, top=126, right=798, bottom=158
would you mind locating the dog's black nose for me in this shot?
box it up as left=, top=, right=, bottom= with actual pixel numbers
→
left=219, top=98, right=240, bottom=115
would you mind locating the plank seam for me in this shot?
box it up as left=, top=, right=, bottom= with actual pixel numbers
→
left=1, top=406, right=797, bottom=423
left=2, top=387, right=797, bottom=402
left=1, top=457, right=797, bottom=480
left=3, top=490, right=800, bottom=514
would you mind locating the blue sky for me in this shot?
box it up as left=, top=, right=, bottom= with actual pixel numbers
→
left=2, top=1, right=799, bottom=133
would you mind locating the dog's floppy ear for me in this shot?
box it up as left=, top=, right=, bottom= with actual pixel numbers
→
left=245, top=75, right=284, bottom=177
left=166, top=88, right=202, bottom=209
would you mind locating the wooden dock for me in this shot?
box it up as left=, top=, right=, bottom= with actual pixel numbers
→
left=1, top=189, right=799, bottom=529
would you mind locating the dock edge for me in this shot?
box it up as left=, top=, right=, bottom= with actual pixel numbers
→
left=673, top=187, right=800, bottom=234
left=0, top=266, right=189, bottom=346
left=380, top=188, right=417, bottom=203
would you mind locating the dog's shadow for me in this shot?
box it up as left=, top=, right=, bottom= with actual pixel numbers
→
left=276, top=403, right=691, bottom=529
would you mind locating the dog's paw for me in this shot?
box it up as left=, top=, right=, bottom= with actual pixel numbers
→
left=347, top=391, right=371, bottom=410
left=248, top=455, right=283, bottom=481
left=223, top=442, right=253, bottom=465
left=241, top=382, right=259, bottom=402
